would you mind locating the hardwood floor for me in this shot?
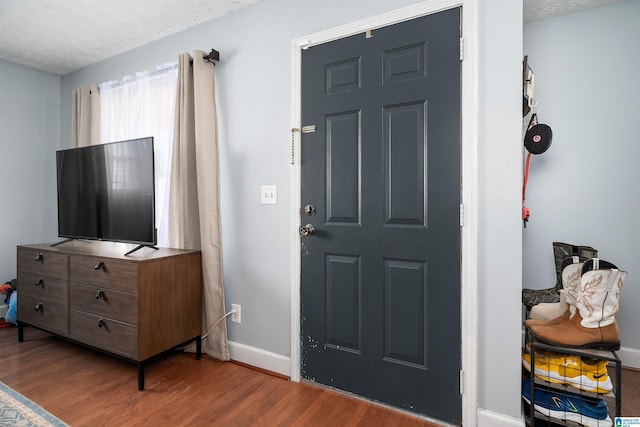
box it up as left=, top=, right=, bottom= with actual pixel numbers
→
left=0, top=327, right=439, bottom=427
left=2, top=326, right=638, bottom=426
left=621, top=366, right=640, bottom=416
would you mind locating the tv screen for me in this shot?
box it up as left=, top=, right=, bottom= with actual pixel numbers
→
left=56, top=137, right=156, bottom=246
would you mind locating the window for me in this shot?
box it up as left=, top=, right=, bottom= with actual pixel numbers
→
left=99, top=63, right=178, bottom=246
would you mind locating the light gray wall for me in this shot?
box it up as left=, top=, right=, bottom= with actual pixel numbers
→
left=477, top=0, right=523, bottom=418
left=0, top=60, right=60, bottom=281
left=523, top=0, right=640, bottom=356
left=57, top=0, right=524, bottom=421
left=60, top=0, right=433, bottom=364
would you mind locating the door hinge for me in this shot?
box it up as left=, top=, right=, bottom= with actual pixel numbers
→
left=459, top=37, right=464, bottom=61
left=291, top=128, right=300, bottom=165
left=459, top=203, right=464, bottom=227
left=460, top=370, right=464, bottom=395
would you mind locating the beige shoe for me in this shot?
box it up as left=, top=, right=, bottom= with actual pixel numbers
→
left=529, top=290, right=568, bottom=322
left=525, top=305, right=570, bottom=328
left=524, top=256, right=583, bottom=328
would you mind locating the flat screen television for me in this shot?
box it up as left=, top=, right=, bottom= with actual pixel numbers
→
left=56, top=137, right=157, bottom=251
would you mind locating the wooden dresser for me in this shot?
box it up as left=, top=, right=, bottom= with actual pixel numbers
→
left=17, top=241, right=202, bottom=390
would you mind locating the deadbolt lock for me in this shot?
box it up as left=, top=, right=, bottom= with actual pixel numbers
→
left=304, top=204, right=316, bottom=216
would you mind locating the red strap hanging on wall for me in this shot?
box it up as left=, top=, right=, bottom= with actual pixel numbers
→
left=522, top=152, right=532, bottom=226
left=522, top=113, right=537, bottom=227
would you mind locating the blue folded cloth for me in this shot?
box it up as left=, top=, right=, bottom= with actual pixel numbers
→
left=5, top=292, right=17, bottom=325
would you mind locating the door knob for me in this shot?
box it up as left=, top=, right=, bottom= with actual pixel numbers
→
left=299, top=224, right=316, bottom=237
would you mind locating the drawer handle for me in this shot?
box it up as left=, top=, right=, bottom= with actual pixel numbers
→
left=34, top=302, right=43, bottom=312
left=97, top=318, right=105, bottom=328
left=35, top=277, right=44, bottom=287
left=34, top=252, right=43, bottom=262
left=95, top=290, right=104, bottom=300
left=94, top=260, right=104, bottom=270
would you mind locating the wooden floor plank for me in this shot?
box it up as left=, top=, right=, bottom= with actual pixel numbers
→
left=621, top=366, right=640, bottom=416
left=0, top=327, right=441, bottom=426
left=2, top=326, right=638, bottom=425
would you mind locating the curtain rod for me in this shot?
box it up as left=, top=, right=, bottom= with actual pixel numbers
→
left=190, top=49, right=220, bottom=65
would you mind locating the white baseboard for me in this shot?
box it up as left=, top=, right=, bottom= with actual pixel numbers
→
left=477, top=408, right=524, bottom=427
left=228, top=340, right=291, bottom=378
left=618, top=346, right=640, bottom=369
left=226, top=339, right=638, bottom=424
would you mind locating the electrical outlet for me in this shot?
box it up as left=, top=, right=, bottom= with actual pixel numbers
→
left=231, top=304, right=241, bottom=324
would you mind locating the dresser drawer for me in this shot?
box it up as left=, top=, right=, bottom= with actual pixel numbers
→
left=70, top=310, right=138, bottom=359
left=70, top=255, right=138, bottom=293
left=17, top=248, right=68, bottom=280
left=70, top=283, right=138, bottom=325
left=17, top=272, right=68, bottom=306
left=18, top=295, right=68, bottom=335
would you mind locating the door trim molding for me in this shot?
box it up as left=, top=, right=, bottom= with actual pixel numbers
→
left=290, top=1, right=478, bottom=425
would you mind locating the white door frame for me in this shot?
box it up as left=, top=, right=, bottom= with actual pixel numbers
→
left=289, top=1, right=478, bottom=425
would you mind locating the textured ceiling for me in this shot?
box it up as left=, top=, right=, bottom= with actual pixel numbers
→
left=0, top=0, right=261, bottom=75
left=0, top=0, right=629, bottom=75
left=523, top=0, right=627, bottom=23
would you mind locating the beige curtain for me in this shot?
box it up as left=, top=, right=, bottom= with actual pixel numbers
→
left=169, top=50, right=230, bottom=361
left=71, top=84, right=100, bottom=147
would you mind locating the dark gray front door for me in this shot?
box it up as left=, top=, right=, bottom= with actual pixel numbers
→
left=300, top=8, right=462, bottom=424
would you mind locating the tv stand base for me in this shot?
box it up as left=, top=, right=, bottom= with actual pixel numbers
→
left=50, top=238, right=76, bottom=247
left=124, top=244, right=159, bottom=256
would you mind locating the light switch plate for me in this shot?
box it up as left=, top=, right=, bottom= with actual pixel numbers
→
left=260, top=184, right=277, bottom=205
